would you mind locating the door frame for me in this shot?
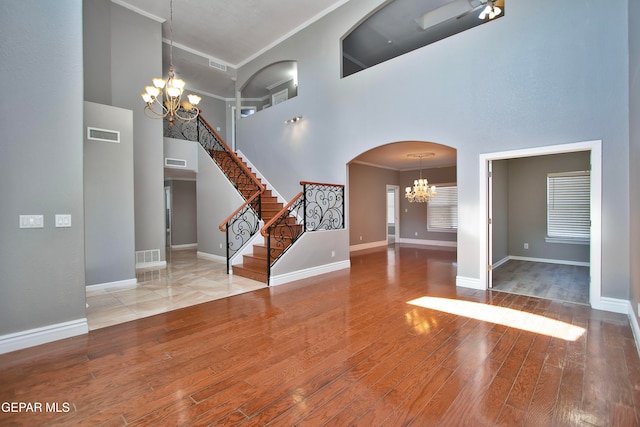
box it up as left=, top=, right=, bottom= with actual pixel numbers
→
left=479, top=140, right=602, bottom=308
left=386, top=185, right=400, bottom=244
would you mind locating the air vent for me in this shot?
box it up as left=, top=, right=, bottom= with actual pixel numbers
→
left=209, top=59, right=227, bottom=72
left=165, top=158, right=187, bottom=168
left=87, top=127, right=120, bottom=143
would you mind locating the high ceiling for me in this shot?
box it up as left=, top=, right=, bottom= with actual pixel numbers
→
left=119, top=0, right=462, bottom=172
left=116, top=0, right=349, bottom=66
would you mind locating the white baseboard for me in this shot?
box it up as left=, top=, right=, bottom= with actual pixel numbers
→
left=456, top=276, right=483, bottom=290
left=86, top=278, right=137, bottom=291
left=508, top=255, right=589, bottom=267
left=171, top=243, right=197, bottom=250
left=135, top=261, right=166, bottom=270
left=270, top=260, right=351, bottom=287
left=591, top=296, right=629, bottom=314
left=398, top=238, right=457, bottom=248
left=627, top=302, right=640, bottom=358
left=197, top=251, right=226, bottom=263
left=492, top=256, right=510, bottom=269
left=0, top=318, right=88, bottom=355
left=350, top=240, right=388, bottom=252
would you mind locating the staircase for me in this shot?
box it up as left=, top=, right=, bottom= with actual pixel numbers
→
left=212, top=150, right=294, bottom=283
left=165, top=113, right=343, bottom=286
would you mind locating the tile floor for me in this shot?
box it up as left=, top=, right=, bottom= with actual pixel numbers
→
left=492, top=259, right=590, bottom=305
left=85, top=249, right=266, bottom=330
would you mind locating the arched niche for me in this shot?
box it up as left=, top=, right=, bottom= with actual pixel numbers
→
left=240, top=61, right=298, bottom=114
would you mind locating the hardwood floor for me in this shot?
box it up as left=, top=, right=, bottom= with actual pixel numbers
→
left=492, top=260, right=590, bottom=305
left=1, top=244, right=638, bottom=426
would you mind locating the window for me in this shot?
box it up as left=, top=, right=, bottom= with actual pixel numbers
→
left=427, top=185, right=457, bottom=232
left=546, top=171, right=590, bottom=244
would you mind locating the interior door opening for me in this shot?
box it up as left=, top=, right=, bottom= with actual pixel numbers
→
left=387, top=185, right=399, bottom=244
left=481, top=140, right=601, bottom=308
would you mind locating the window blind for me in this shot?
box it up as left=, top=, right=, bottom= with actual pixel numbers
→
left=547, top=171, right=590, bottom=242
left=427, top=185, right=457, bottom=232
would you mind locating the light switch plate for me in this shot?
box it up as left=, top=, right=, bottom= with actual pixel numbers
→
left=19, top=215, right=44, bottom=229
left=55, top=214, right=72, bottom=228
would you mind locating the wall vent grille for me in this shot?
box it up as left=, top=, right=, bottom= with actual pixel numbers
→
left=135, top=249, right=161, bottom=267
left=165, top=158, right=187, bottom=168
left=209, top=59, right=227, bottom=72
left=87, top=127, right=120, bottom=143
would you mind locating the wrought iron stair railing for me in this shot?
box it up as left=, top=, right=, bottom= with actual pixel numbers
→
left=261, top=181, right=345, bottom=282
left=164, top=115, right=265, bottom=271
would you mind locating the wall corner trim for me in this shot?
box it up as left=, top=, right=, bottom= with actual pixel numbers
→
left=591, top=296, right=629, bottom=314
left=269, top=260, right=351, bottom=286
left=627, top=302, right=640, bottom=358
left=197, top=251, right=226, bottom=263
left=456, top=276, right=484, bottom=290
left=86, top=278, right=137, bottom=291
left=0, top=319, right=88, bottom=355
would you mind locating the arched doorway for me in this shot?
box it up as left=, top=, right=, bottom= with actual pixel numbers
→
left=347, top=141, right=457, bottom=251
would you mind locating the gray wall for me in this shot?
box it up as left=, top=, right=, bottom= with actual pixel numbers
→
left=84, top=102, right=136, bottom=286
left=84, top=0, right=166, bottom=261
left=170, top=180, right=197, bottom=246
left=630, top=0, right=640, bottom=319
left=348, top=162, right=456, bottom=246
left=235, top=0, right=630, bottom=299
left=196, top=146, right=245, bottom=257
left=0, top=1, right=86, bottom=334
left=399, top=166, right=457, bottom=242
left=507, top=152, right=590, bottom=263
left=83, top=0, right=111, bottom=104
left=491, top=160, right=509, bottom=263
left=348, top=162, right=398, bottom=245
left=164, top=137, right=199, bottom=172
left=193, top=92, right=229, bottom=142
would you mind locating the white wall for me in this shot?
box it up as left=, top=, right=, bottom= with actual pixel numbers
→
left=235, top=0, right=630, bottom=299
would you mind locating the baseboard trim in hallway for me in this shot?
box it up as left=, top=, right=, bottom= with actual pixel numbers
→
left=0, top=318, right=88, bottom=355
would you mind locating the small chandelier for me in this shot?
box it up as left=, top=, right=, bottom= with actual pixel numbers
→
left=141, top=0, right=201, bottom=126
left=405, top=153, right=437, bottom=203
left=479, top=0, right=502, bottom=20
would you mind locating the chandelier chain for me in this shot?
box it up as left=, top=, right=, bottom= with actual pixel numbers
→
left=140, top=0, right=201, bottom=126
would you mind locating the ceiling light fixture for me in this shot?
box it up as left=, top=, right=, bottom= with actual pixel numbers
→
left=479, top=0, right=502, bottom=20
left=405, top=153, right=437, bottom=203
left=141, top=0, right=201, bottom=126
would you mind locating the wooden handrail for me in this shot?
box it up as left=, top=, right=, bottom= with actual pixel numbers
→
left=219, top=191, right=262, bottom=232
left=300, top=181, right=345, bottom=188
left=260, top=192, right=304, bottom=237
left=199, top=115, right=265, bottom=194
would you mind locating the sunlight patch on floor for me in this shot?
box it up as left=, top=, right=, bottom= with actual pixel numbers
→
left=407, top=296, right=585, bottom=341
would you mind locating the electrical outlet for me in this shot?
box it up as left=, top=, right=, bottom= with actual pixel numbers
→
left=359, top=236, right=362, bottom=241
left=331, top=250, right=335, bottom=258
left=55, top=214, right=71, bottom=228
left=524, top=243, right=529, bottom=250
